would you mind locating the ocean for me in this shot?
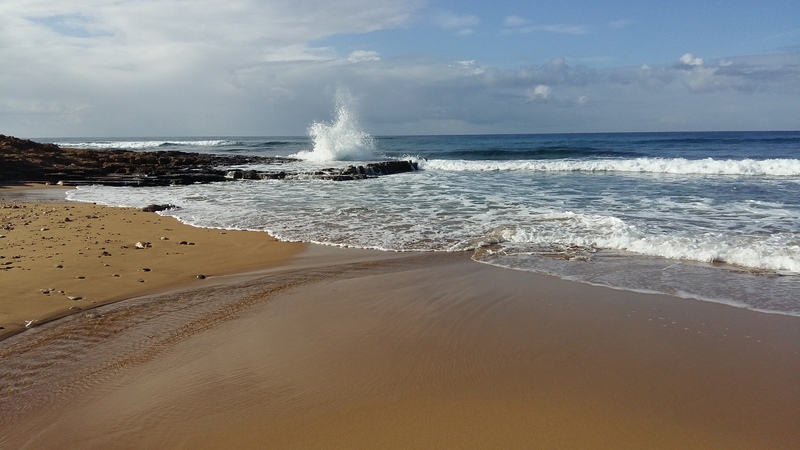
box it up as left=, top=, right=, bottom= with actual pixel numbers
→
left=44, top=112, right=800, bottom=317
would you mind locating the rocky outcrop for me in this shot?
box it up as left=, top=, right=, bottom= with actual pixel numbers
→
left=224, top=160, right=419, bottom=181
left=1, top=134, right=418, bottom=186
left=141, top=204, right=178, bottom=213
left=0, top=134, right=293, bottom=186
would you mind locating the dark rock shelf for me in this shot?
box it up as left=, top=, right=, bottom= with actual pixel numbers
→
left=1, top=134, right=417, bottom=186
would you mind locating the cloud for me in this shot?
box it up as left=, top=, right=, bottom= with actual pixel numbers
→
left=433, top=11, right=480, bottom=35
left=672, top=53, right=758, bottom=92
left=348, top=50, right=381, bottom=62
left=503, top=15, right=529, bottom=28
left=27, top=14, right=112, bottom=38
left=526, top=85, right=552, bottom=101
left=502, top=16, right=590, bottom=35
left=2, top=1, right=799, bottom=136
left=679, top=53, right=704, bottom=66
left=0, top=0, right=422, bottom=135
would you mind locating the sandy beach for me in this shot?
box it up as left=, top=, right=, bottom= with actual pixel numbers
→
left=2, top=186, right=799, bottom=449
left=0, top=184, right=304, bottom=340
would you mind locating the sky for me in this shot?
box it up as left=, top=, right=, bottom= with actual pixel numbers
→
left=2, top=0, right=799, bottom=137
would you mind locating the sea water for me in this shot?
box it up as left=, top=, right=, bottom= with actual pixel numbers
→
left=49, top=103, right=800, bottom=316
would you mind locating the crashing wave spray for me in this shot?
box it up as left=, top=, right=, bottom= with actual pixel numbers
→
left=294, top=89, right=376, bottom=161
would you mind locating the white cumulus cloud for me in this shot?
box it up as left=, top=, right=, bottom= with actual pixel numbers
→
left=348, top=50, right=381, bottom=62
left=680, top=53, right=704, bottom=66
left=527, top=85, right=552, bottom=100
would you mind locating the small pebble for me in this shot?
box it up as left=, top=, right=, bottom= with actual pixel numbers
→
left=196, top=274, right=207, bottom=279
left=68, top=296, right=82, bottom=301
left=69, top=306, right=82, bottom=311
left=179, top=240, right=188, bottom=245
left=160, top=236, right=169, bottom=240
left=54, top=264, right=63, bottom=269
left=76, top=276, right=85, bottom=279
left=141, top=268, right=151, bottom=272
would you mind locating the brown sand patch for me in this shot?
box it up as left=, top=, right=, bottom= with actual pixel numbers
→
left=1, top=252, right=798, bottom=449
left=0, top=199, right=304, bottom=339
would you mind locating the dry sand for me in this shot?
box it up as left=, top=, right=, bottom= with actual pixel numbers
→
left=1, top=187, right=799, bottom=449
left=0, top=184, right=304, bottom=340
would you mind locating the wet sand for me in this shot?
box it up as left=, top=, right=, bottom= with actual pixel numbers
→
left=0, top=184, right=305, bottom=340
left=1, top=192, right=800, bottom=448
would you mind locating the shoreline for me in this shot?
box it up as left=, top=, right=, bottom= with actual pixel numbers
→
left=2, top=187, right=800, bottom=447
left=0, top=185, right=305, bottom=340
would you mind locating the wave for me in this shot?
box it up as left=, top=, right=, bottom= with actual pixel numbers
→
left=630, top=135, right=800, bottom=146
left=486, top=212, right=800, bottom=274
left=411, top=147, right=643, bottom=160
left=422, top=157, right=800, bottom=177
left=56, top=139, right=236, bottom=150
left=293, top=88, right=378, bottom=162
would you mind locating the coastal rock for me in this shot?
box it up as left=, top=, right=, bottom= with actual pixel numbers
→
left=0, top=134, right=293, bottom=186
left=0, top=134, right=418, bottom=185
left=142, top=204, right=176, bottom=213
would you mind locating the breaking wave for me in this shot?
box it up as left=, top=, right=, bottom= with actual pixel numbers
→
left=422, top=157, right=800, bottom=177
left=293, top=88, right=377, bottom=162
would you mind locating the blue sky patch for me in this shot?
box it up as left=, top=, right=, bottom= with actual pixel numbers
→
left=28, top=14, right=111, bottom=38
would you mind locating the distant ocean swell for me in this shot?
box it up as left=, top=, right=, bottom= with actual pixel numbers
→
left=54, top=139, right=237, bottom=150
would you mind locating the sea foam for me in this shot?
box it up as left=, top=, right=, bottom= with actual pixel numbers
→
left=293, top=89, right=377, bottom=162
left=423, top=157, right=800, bottom=177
